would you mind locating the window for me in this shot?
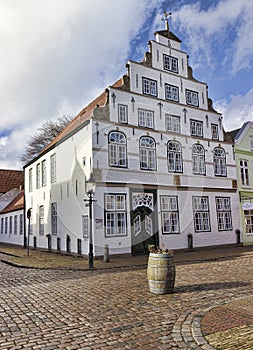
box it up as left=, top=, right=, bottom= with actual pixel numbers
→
left=42, top=160, right=47, bottom=187
left=36, top=163, right=41, bottom=189
left=165, top=114, right=180, bottom=133
left=9, top=217, right=12, bottom=234
left=240, top=160, right=249, bottom=186
left=165, top=84, right=179, bottom=102
left=214, top=147, right=227, bottom=176
left=216, top=197, right=232, bottom=231
left=142, top=77, right=157, bottom=97
left=244, top=210, right=253, bottom=234
left=163, top=54, right=178, bottom=73
left=1, top=218, right=3, bottom=234
left=105, top=194, right=127, bottom=237
left=161, top=196, right=180, bottom=234
left=39, top=205, right=44, bottom=235
left=51, top=203, right=57, bottom=235
left=190, top=120, right=203, bottom=137
left=108, top=131, right=127, bottom=167
left=192, top=196, right=210, bottom=232
left=19, top=214, right=23, bottom=235
left=29, top=168, right=33, bottom=192
left=50, top=154, right=56, bottom=183
left=192, top=144, right=205, bottom=175
left=211, top=124, right=219, bottom=140
left=14, top=215, right=18, bottom=235
left=118, top=104, right=128, bottom=123
left=250, top=137, right=253, bottom=151
left=167, top=141, right=182, bottom=173
left=82, top=215, right=89, bottom=238
left=138, top=109, right=154, bottom=128
left=5, top=217, right=8, bottom=234
left=139, top=136, right=156, bottom=170
left=186, top=89, right=199, bottom=106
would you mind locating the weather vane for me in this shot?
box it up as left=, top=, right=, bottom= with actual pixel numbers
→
left=162, top=11, right=172, bottom=31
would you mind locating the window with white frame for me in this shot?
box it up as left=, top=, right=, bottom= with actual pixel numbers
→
left=118, top=104, right=128, bottom=123
left=36, top=163, right=41, bottom=189
left=108, top=131, right=127, bottom=167
left=138, top=109, right=154, bottom=128
left=165, top=114, right=180, bottom=133
left=167, top=141, right=183, bottom=173
left=29, top=168, right=33, bottom=192
left=105, top=194, right=127, bottom=237
left=190, top=120, right=203, bottom=137
left=39, top=205, right=44, bottom=235
left=165, top=84, right=179, bottom=102
left=211, top=124, right=219, bottom=140
left=186, top=89, right=199, bottom=107
left=5, top=217, right=8, bottom=234
left=82, top=215, right=89, bottom=238
left=139, top=136, right=156, bottom=170
left=192, top=144, right=205, bottom=175
left=19, top=214, right=23, bottom=235
left=161, top=196, right=180, bottom=234
left=216, top=197, right=232, bottom=231
left=244, top=210, right=253, bottom=234
left=214, top=147, right=227, bottom=176
left=42, top=160, right=47, bottom=187
left=50, top=153, right=56, bottom=183
left=51, top=203, right=57, bottom=235
left=163, top=54, right=178, bottom=73
left=192, top=196, right=210, bottom=232
left=1, top=218, right=3, bottom=234
left=142, top=77, right=157, bottom=96
left=240, top=160, right=249, bottom=186
left=14, top=215, right=18, bottom=235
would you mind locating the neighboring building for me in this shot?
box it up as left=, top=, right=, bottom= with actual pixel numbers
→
left=234, top=122, right=253, bottom=246
left=24, top=20, right=239, bottom=256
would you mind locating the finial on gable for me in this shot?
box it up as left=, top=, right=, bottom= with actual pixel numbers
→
left=162, top=11, right=172, bottom=31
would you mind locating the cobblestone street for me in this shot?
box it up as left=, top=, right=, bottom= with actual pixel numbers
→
left=0, top=248, right=252, bottom=349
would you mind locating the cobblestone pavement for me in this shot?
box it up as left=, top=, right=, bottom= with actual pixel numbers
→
left=0, top=250, right=252, bottom=349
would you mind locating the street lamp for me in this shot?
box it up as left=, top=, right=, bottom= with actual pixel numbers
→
left=84, top=173, right=96, bottom=269
left=26, top=208, right=32, bottom=257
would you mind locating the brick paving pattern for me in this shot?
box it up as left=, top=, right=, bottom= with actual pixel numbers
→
left=0, top=246, right=252, bottom=349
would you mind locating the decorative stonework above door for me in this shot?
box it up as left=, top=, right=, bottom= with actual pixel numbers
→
left=132, top=192, right=154, bottom=211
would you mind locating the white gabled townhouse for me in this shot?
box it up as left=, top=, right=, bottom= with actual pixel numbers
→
left=24, top=22, right=240, bottom=256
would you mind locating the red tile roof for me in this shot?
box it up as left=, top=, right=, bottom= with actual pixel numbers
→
left=0, top=190, right=24, bottom=213
left=0, top=170, right=23, bottom=194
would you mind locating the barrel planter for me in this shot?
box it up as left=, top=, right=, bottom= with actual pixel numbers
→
left=147, top=252, right=176, bottom=295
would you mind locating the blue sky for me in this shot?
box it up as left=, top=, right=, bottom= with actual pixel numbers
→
left=0, top=0, right=252, bottom=169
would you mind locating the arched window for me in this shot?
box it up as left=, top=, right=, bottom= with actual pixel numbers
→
left=139, top=136, right=156, bottom=170
left=108, top=131, right=127, bottom=167
left=167, top=141, right=182, bottom=173
left=192, top=144, right=205, bottom=175
left=214, top=147, right=227, bottom=176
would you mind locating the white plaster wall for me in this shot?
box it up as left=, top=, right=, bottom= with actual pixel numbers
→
left=0, top=210, right=24, bottom=245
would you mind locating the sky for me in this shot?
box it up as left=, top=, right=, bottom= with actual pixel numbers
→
left=0, top=0, right=252, bottom=170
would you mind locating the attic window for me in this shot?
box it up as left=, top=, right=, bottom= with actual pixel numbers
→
left=163, top=54, right=178, bottom=73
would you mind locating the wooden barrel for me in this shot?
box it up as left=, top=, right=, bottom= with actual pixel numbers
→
left=147, top=252, right=176, bottom=294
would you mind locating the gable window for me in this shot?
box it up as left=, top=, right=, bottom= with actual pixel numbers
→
left=165, top=114, right=180, bottom=133
left=167, top=141, right=183, bottom=173
left=190, top=120, right=203, bottom=137
left=42, top=160, right=47, bottom=187
left=216, top=197, right=232, bottom=231
left=250, top=137, right=253, bottom=151
left=118, top=104, right=128, bottom=123
left=163, top=54, right=178, bottom=73
left=240, top=160, right=249, bottom=186
left=165, top=84, right=179, bottom=102
left=51, top=203, right=57, bottom=235
left=50, top=154, right=56, bottom=183
left=192, top=196, right=210, bottom=232
left=214, top=147, right=227, bottom=176
left=108, top=131, right=127, bottom=167
left=39, top=205, right=44, bottom=235
left=105, top=194, right=127, bottom=237
left=186, top=89, right=199, bottom=106
left=138, top=109, right=154, bottom=128
left=19, top=214, right=23, bottom=235
left=139, top=136, right=156, bottom=171
left=36, top=163, right=41, bottom=189
left=29, top=168, right=33, bottom=192
left=161, top=196, right=180, bottom=234
left=211, top=124, right=219, bottom=140
left=142, top=77, right=157, bottom=97
left=192, top=144, right=205, bottom=175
